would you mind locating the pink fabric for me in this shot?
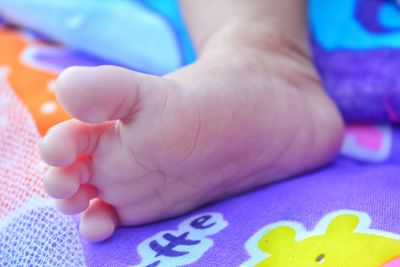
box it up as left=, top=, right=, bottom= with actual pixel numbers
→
left=0, top=74, right=47, bottom=219
left=384, top=99, right=400, bottom=123
left=346, top=124, right=384, bottom=151
left=382, top=257, right=400, bottom=267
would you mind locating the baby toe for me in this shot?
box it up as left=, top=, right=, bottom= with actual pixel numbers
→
left=39, top=119, right=109, bottom=167
left=79, top=199, right=118, bottom=242
left=44, top=157, right=91, bottom=199
left=56, top=184, right=97, bottom=215
left=44, top=167, right=80, bottom=199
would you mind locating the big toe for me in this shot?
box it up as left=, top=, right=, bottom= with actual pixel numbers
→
left=56, top=65, right=171, bottom=123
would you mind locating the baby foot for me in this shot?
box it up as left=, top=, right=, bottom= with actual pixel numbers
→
left=39, top=46, right=343, bottom=241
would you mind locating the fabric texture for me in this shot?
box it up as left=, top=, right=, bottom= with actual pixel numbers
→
left=0, top=77, right=85, bottom=266
left=0, top=0, right=400, bottom=266
left=0, top=0, right=183, bottom=75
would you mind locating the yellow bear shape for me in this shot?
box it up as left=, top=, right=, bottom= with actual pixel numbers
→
left=255, top=213, right=400, bottom=267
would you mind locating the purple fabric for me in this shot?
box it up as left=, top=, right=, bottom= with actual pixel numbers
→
left=313, top=44, right=400, bottom=121
left=2, top=1, right=400, bottom=266
left=355, top=0, right=387, bottom=33
left=35, top=49, right=111, bottom=70
left=79, top=161, right=400, bottom=266
left=312, top=0, right=400, bottom=122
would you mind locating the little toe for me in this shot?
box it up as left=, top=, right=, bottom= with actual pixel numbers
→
left=79, top=199, right=118, bottom=242
left=39, top=119, right=111, bottom=167
left=44, top=157, right=91, bottom=199
left=56, top=184, right=97, bottom=215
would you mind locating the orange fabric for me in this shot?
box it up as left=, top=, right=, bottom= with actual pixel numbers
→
left=0, top=27, right=69, bottom=135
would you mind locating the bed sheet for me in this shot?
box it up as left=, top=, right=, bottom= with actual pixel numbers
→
left=0, top=0, right=400, bottom=266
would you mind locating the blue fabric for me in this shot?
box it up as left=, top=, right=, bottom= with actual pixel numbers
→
left=309, top=0, right=400, bottom=50
left=379, top=2, right=400, bottom=29
left=141, top=0, right=197, bottom=64
left=0, top=0, right=183, bottom=75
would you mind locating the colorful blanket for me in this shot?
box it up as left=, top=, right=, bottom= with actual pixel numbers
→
left=1, top=0, right=400, bottom=266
